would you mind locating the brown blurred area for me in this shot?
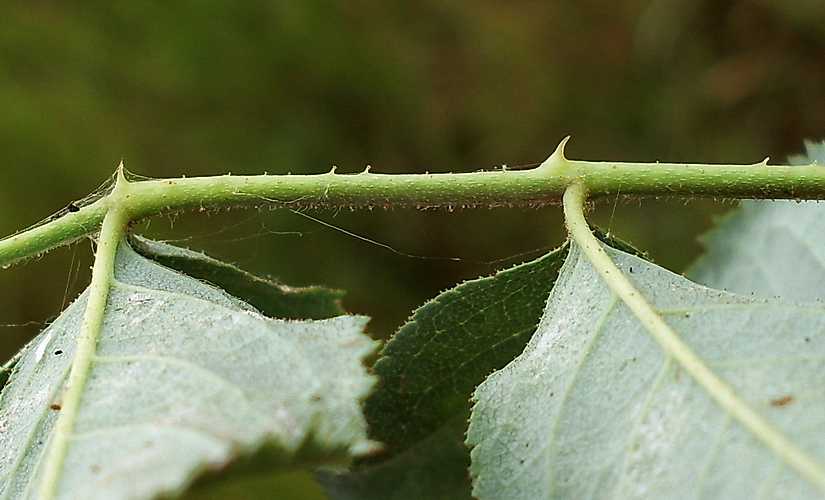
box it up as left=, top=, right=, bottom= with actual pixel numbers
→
left=2, top=0, right=825, bottom=360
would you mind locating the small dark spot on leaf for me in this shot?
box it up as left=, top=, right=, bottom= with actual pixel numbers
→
left=804, top=337, right=811, bottom=343
left=91, top=465, right=101, bottom=474
left=771, top=396, right=793, bottom=407
left=54, top=349, right=63, bottom=356
left=67, top=202, right=80, bottom=213
left=629, top=267, right=634, bottom=273
left=50, top=403, right=61, bottom=411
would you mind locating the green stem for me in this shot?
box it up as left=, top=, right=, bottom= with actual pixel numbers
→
left=37, top=171, right=131, bottom=499
left=2, top=138, right=825, bottom=267
left=562, top=181, right=825, bottom=493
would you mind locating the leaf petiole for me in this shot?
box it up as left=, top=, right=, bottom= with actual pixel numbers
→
left=37, top=170, right=132, bottom=499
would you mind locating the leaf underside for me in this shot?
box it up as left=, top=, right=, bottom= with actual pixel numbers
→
left=129, top=235, right=346, bottom=320
left=689, top=200, right=825, bottom=301
left=468, top=243, right=825, bottom=499
left=0, top=240, right=377, bottom=500
left=689, top=141, right=825, bottom=301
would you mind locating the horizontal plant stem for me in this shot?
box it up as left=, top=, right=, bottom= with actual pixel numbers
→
left=1, top=138, right=825, bottom=267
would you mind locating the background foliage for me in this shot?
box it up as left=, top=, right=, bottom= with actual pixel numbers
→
left=2, top=3, right=825, bottom=494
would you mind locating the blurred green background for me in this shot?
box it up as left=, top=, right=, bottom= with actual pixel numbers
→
left=2, top=0, right=825, bottom=469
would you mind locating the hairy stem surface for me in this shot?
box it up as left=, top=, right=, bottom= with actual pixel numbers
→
left=2, top=138, right=824, bottom=267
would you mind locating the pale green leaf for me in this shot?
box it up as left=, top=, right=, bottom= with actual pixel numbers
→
left=688, top=200, right=825, bottom=301
left=689, top=141, right=825, bottom=300
left=0, top=240, right=378, bottom=500
left=467, top=242, right=825, bottom=499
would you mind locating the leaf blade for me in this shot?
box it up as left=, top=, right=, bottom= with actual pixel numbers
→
left=0, top=239, right=378, bottom=499
left=321, top=246, right=570, bottom=499
left=129, top=235, right=346, bottom=319
left=467, top=241, right=825, bottom=499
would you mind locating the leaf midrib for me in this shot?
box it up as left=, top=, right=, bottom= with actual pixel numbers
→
left=562, top=181, right=825, bottom=493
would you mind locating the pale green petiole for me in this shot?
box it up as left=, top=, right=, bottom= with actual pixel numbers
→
left=37, top=168, right=132, bottom=499
left=562, top=181, right=825, bottom=492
